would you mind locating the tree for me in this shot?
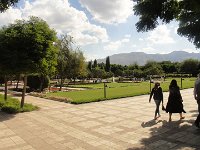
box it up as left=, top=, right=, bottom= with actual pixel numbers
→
left=0, top=16, right=58, bottom=107
left=87, top=60, right=92, bottom=71
left=143, top=61, right=164, bottom=76
left=105, top=56, right=111, bottom=72
left=93, top=59, right=97, bottom=68
left=133, top=0, right=200, bottom=48
left=57, top=35, right=87, bottom=90
left=180, top=59, right=199, bottom=76
left=160, top=61, right=178, bottom=74
left=91, top=68, right=106, bottom=79
left=57, top=35, right=73, bottom=91
left=69, top=49, right=87, bottom=83
left=0, top=0, right=19, bottom=12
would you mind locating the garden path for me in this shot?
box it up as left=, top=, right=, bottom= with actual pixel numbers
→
left=0, top=88, right=199, bottom=150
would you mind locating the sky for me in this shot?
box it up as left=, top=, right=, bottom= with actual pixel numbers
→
left=0, top=0, right=199, bottom=61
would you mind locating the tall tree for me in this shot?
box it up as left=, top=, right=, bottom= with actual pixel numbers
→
left=105, top=56, right=111, bottom=72
left=87, top=60, right=92, bottom=71
left=0, top=0, right=19, bottom=12
left=69, top=49, right=87, bottom=83
left=0, top=16, right=58, bottom=107
left=57, top=35, right=87, bottom=90
left=93, top=59, right=97, bottom=68
left=133, top=0, right=200, bottom=48
left=57, top=35, right=73, bottom=91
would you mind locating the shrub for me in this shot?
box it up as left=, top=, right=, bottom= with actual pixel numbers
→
left=27, top=75, right=49, bottom=91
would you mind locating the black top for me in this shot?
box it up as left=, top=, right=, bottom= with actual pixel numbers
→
left=150, top=87, right=163, bottom=101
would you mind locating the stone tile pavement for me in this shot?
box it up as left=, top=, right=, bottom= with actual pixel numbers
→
left=0, top=88, right=200, bottom=150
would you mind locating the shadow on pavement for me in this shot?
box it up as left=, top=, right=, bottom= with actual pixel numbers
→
left=127, top=112, right=200, bottom=150
left=0, top=111, right=16, bottom=122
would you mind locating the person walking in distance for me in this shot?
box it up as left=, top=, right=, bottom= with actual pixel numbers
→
left=166, top=79, right=186, bottom=122
left=149, top=82, right=164, bottom=120
left=194, top=73, right=200, bottom=128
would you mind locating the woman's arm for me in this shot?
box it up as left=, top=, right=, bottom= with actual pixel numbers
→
left=149, top=88, right=154, bottom=102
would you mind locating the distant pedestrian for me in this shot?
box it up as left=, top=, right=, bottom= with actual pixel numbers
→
left=149, top=82, right=164, bottom=120
left=193, top=73, right=200, bottom=128
left=166, top=79, right=186, bottom=122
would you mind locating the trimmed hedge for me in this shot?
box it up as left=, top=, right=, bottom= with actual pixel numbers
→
left=27, top=75, right=49, bottom=91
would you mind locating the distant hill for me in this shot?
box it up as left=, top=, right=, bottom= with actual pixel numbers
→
left=97, top=51, right=200, bottom=65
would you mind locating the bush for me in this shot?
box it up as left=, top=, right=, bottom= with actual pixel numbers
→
left=0, top=94, right=38, bottom=114
left=27, top=75, right=49, bottom=91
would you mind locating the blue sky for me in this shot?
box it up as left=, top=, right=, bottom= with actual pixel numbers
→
left=0, top=0, right=198, bottom=60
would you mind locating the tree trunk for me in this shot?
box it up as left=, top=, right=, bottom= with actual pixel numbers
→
left=4, top=75, right=8, bottom=100
left=15, top=76, right=20, bottom=90
left=21, top=75, right=27, bottom=108
left=59, top=77, right=64, bottom=91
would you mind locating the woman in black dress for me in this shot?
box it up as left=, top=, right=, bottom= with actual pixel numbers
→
left=166, top=79, right=186, bottom=121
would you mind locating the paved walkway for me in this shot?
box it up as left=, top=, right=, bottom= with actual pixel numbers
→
left=0, top=88, right=200, bottom=150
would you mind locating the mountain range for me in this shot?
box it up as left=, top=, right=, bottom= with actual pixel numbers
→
left=97, top=51, right=200, bottom=66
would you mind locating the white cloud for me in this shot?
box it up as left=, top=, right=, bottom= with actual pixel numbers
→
left=79, top=0, right=133, bottom=24
left=104, top=38, right=130, bottom=51
left=139, top=38, right=144, bottom=41
left=104, top=41, right=122, bottom=51
left=0, top=0, right=108, bottom=46
left=85, top=54, right=102, bottom=61
left=121, top=38, right=130, bottom=43
left=125, top=34, right=131, bottom=38
left=0, top=8, right=22, bottom=26
left=147, top=25, right=175, bottom=45
left=132, top=44, right=137, bottom=48
left=142, top=47, right=156, bottom=53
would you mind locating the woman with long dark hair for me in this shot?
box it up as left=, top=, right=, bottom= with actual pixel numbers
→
left=166, top=79, right=186, bottom=121
left=149, top=82, right=163, bottom=120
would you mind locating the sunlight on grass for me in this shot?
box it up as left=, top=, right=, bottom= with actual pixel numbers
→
left=47, top=78, right=195, bottom=104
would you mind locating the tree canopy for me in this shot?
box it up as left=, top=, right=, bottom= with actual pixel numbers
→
left=0, top=16, right=58, bottom=105
left=0, top=0, right=19, bottom=12
left=0, top=16, right=58, bottom=75
left=133, top=0, right=200, bottom=48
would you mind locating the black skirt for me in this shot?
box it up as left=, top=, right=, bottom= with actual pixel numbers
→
left=166, top=98, right=186, bottom=113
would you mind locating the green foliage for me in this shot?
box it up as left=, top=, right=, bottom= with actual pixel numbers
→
left=160, top=61, right=178, bottom=73
left=91, top=68, right=106, bottom=78
left=180, top=59, right=199, bottom=76
left=0, top=94, right=38, bottom=114
left=56, top=35, right=87, bottom=90
left=57, top=35, right=87, bottom=79
left=0, top=16, right=58, bottom=75
left=27, top=74, right=49, bottom=91
left=133, top=0, right=200, bottom=48
left=0, top=0, right=19, bottom=12
left=143, top=61, right=164, bottom=75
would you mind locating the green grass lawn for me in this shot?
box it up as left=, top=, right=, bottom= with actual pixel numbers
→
left=46, top=77, right=195, bottom=104
left=0, top=94, right=39, bottom=113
